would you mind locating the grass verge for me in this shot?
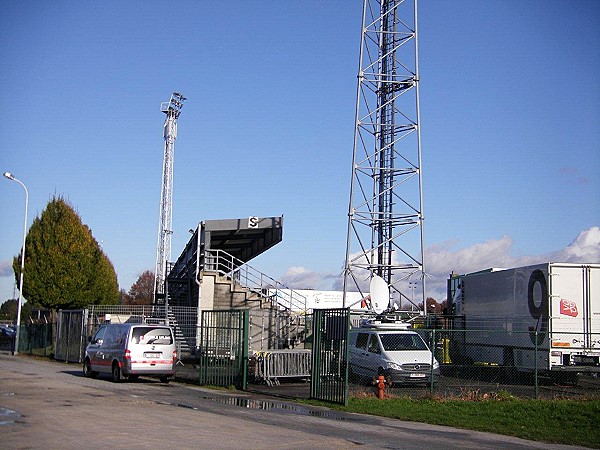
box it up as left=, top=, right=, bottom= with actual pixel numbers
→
left=310, top=393, right=600, bottom=448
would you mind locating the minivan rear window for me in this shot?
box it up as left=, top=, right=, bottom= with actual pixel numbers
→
left=131, top=327, right=173, bottom=345
left=379, top=333, right=428, bottom=351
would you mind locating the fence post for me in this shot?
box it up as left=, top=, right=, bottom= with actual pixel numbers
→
left=239, top=310, right=249, bottom=390
left=310, top=310, right=322, bottom=399
left=199, top=311, right=205, bottom=384
left=534, top=331, right=539, bottom=399
left=430, top=329, right=436, bottom=394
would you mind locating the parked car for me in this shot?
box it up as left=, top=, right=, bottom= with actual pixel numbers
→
left=83, top=323, right=177, bottom=383
left=349, top=321, right=440, bottom=385
left=0, top=324, right=16, bottom=338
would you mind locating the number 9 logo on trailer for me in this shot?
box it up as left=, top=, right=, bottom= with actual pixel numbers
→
left=527, top=269, right=549, bottom=345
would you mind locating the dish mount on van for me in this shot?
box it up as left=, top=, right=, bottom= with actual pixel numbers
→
left=359, top=315, right=412, bottom=330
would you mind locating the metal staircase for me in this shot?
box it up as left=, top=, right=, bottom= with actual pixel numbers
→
left=204, top=249, right=309, bottom=348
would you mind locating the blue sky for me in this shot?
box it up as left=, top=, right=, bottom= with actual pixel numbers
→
left=1, top=0, right=599, bottom=305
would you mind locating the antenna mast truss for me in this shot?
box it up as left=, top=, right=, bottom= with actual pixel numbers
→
left=343, top=0, right=426, bottom=310
left=154, top=92, right=186, bottom=303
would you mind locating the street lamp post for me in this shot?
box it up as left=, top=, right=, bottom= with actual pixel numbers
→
left=409, top=281, right=417, bottom=312
left=3, top=172, right=28, bottom=356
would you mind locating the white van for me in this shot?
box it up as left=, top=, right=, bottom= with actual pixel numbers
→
left=83, top=323, right=177, bottom=383
left=349, top=324, right=440, bottom=385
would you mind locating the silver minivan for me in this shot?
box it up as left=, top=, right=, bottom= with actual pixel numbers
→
left=349, top=326, right=440, bottom=385
left=83, top=323, right=177, bottom=383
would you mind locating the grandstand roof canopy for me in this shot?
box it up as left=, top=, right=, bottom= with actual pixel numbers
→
left=200, top=216, right=283, bottom=263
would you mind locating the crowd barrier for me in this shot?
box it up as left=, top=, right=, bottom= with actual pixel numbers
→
left=252, top=349, right=311, bottom=386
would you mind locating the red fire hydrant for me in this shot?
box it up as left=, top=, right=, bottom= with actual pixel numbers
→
left=376, top=375, right=387, bottom=399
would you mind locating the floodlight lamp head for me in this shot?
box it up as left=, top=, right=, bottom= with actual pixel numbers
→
left=161, top=92, right=186, bottom=117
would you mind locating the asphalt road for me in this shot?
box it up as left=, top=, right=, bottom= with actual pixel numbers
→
left=0, top=354, right=588, bottom=449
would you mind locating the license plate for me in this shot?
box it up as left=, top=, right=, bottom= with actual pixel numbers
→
left=409, top=373, right=426, bottom=378
left=144, top=352, right=161, bottom=358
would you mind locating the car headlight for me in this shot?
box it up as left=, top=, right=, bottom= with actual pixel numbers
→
left=386, top=361, right=402, bottom=371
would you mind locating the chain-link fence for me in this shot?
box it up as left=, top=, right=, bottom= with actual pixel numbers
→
left=20, top=322, right=55, bottom=357
left=349, top=328, right=600, bottom=399
left=11, top=307, right=600, bottom=401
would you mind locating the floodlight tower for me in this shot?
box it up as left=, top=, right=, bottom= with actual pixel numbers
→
left=154, top=92, right=186, bottom=304
left=343, top=0, right=426, bottom=311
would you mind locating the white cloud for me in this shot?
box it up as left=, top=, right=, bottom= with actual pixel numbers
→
left=278, top=226, right=600, bottom=304
left=279, top=266, right=339, bottom=290
left=424, top=226, right=600, bottom=301
left=0, top=261, right=13, bottom=278
left=552, top=226, right=600, bottom=262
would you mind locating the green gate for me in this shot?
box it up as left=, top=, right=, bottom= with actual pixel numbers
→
left=310, top=308, right=350, bottom=405
left=55, top=309, right=87, bottom=363
left=199, top=309, right=249, bottom=389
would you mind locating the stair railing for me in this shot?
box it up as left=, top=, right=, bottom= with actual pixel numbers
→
left=204, top=249, right=307, bottom=315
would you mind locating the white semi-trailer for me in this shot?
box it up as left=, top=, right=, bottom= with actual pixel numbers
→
left=447, top=263, right=600, bottom=377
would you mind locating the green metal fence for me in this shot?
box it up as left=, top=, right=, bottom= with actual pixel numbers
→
left=199, top=309, right=249, bottom=389
left=310, top=308, right=350, bottom=405
left=55, top=310, right=87, bottom=363
left=18, top=323, right=55, bottom=356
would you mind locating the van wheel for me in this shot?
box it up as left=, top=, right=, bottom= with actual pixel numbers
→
left=83, top=358, right=97, bottom=378
left=159, top=375, right=171, bottom=384
left=112, top=363, right=125, bottom=382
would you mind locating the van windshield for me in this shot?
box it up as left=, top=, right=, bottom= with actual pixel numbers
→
left=379, top=333, right=428, bottom=351
left=132, top=327, right=173, bottom=345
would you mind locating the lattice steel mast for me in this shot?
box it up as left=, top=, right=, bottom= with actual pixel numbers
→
left=154, top=92, right=186, bottom=304
left=343, top=0, right=425, bottom=311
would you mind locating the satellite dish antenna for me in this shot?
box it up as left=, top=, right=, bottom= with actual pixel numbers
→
left=370, top=275, right=389, bottom=314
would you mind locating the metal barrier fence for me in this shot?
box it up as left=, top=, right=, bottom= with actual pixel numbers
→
left=251, top=349, right=311, bottom=386
left=348, top=328, right=600, bottom=399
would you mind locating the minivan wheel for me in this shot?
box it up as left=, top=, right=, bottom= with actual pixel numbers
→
left=159, top=375, right=171, bottom=384
left=112, top=363, right=125, bottom=382
left=83, top=358, right=97, bottom=378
